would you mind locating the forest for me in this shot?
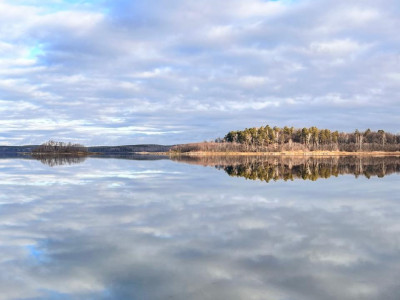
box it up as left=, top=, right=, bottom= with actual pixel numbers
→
left=171, top=126, right=400, bottom=153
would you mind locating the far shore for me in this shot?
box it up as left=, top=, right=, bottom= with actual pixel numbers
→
left=24, top=152, right=97, bottom=156
left=136, top=151, right=400, bottom=157
left=22, top=150, right=400, bottom=157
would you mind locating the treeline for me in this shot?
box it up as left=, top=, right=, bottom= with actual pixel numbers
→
left=31, top=142, right=173, bottom=155
left=222, top=126, right=400, bottom=152
left=32, top=140, right=88, bottom=154
left=170, top=126, right=400, bottom=153
left=88, top=144, right=172, bottom=154
left=0, top=146, right=37, bottom=153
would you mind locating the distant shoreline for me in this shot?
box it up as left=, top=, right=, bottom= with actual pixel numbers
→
left=5, top=148, right=400, bottom=158
left=140, top=151, right=400, bottom=157
left=25, top=152, right=96, bottom=156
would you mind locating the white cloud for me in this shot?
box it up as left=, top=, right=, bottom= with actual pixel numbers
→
left=0, top=0, right=399, bottom=145
left=309, top=39, right=363, bottom=56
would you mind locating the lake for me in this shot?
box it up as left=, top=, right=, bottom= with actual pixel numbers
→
left=0, top=155, right=400, bottom=300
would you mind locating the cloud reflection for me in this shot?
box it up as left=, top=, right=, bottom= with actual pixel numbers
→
left=0, top=158, right=399, bottom=299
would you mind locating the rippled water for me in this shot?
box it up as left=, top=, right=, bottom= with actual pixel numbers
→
left=1, top=155, right=400, bottom=300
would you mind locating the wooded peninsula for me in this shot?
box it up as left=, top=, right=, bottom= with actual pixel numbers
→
left=170, top=125, right=400, bottom=155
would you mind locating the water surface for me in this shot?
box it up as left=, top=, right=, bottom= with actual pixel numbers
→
left=0, top=155, right=399, bottom=300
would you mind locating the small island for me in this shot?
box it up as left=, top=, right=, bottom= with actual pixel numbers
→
left=31, top=140, right=90, bottom=155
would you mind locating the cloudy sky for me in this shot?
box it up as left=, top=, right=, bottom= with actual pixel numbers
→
left=1, top=0, right=399, bottom=145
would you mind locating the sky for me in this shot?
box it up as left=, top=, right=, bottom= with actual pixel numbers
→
left=0, top=0, right=399, bottom=146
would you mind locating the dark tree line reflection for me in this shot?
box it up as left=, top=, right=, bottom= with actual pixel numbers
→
left=29, top=153, right=400, bottom=180
left=31, top=154, right=87, bottom=167
left=30, top=154, right=168, bottom=166
left=172, top=155, right=400, bottom=182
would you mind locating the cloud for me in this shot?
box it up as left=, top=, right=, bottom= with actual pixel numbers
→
left=0, top=0, right=399, bottom=145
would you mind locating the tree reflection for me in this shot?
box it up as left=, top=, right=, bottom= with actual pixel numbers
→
left=172, top=155, right=400, bottom=182
left=31, top=154, right=87, bottom=167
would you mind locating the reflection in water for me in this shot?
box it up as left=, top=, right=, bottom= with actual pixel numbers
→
left=31, top=154, right=87, bottom=167
left=92, top=154, right=170, bottom=161
left=1, top=157, right=400, bottom=299
left=172, top=155, right=400, bottom=181
left=29, top=154, right=400, bottom=181
left=30, top=154, right=170, bottom=166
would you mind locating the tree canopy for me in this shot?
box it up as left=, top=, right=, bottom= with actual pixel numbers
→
left=221, top=126, right=400, bottom=152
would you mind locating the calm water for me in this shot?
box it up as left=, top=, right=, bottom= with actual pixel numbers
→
left=1, top=155, right=400, bottom=300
